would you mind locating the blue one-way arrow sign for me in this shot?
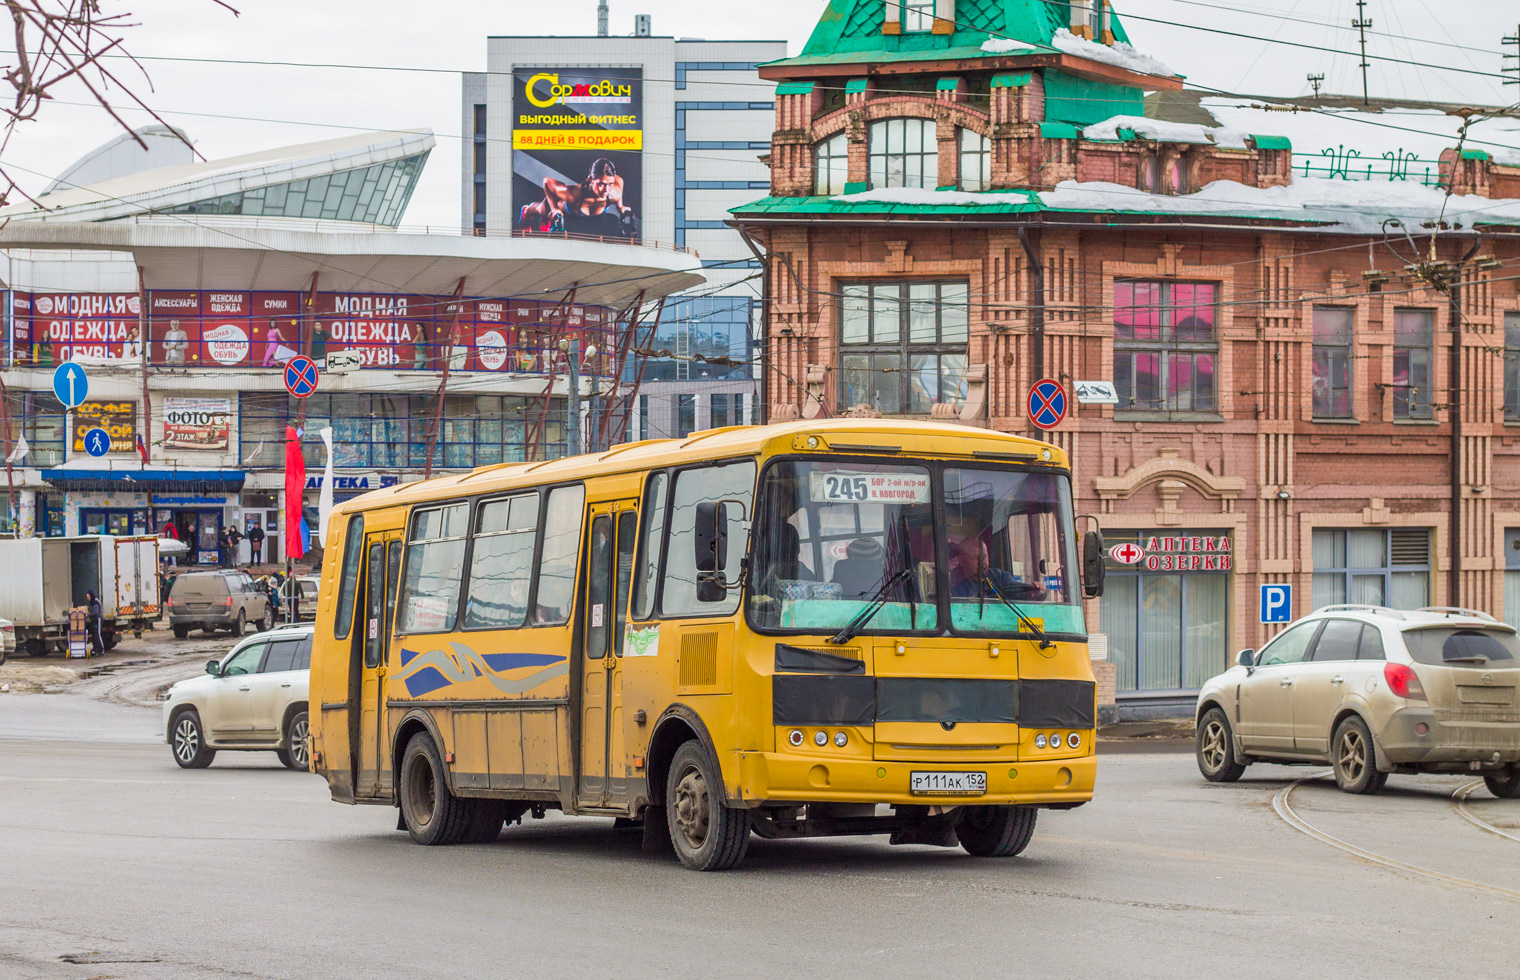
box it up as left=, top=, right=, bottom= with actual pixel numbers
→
left=52, top=362, right=89, bottom=409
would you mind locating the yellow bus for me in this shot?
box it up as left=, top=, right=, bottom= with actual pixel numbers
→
left=309, top=419, right=1107, bottom=870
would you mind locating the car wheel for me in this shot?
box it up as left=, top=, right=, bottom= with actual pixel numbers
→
left=956, top=805, right=1037, bottom=857
left=172, top=625, right=189, bottom=640
left=230, top=609, right=245, bottom=636
left=1196, top=707, right=1247, bottom=783
left=25, top=638, right=48, bottom=657
left=258, top=604, right=274, bottom=632
left=666, top=740, right=751, bottom=871
left=399, top=733, right=472, bottom=845
left=1485, top=765, right=1520, bottom=799
left=277, top=710, right=310, bottom=771
left=1332, top=715, right=1387, bottom=794
left=170, top=709, right=216, bottom=769
left=102, top=629, right=118, bottom=651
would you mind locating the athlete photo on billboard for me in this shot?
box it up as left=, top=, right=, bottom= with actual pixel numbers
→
left=518, top=157, right=639, bottom=238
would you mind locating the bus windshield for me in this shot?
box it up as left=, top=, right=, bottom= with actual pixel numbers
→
left=747, top=460, right=1084, bottom=637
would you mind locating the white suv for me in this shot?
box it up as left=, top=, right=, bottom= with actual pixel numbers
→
left=163, top=625, right=312, bottom=771
left=1195, top=606, right=1520, bottom=796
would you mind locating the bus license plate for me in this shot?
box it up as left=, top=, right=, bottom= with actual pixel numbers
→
left=910, top=771, right=987, bottom=796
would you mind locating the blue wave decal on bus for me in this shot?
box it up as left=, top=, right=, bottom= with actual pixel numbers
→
left=396, top=641, right=568, bottom=698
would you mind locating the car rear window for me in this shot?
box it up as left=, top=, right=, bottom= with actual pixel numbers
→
left=1403, top=628, right=1520, bottom=667
left=172, top=575, right=228, bottom=598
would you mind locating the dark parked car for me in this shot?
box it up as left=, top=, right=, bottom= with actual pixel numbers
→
left=167, top=571, right=274, bottom=638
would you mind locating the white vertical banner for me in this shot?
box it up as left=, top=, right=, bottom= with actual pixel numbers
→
left=318, top=426, right=334, bottom=546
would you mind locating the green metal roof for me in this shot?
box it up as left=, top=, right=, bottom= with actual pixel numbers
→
left=731, top=192, right=1042, bottom=217
left=1251, top=135, right=1292, bottom=151
left=792, top=0, right=1136, bottom=64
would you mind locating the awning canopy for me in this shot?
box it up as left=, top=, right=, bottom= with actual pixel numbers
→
left=41, top=463, right=246, bottom=493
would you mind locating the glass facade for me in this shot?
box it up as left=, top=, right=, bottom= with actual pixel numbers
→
left=634, top=296, right=753, bottom=382
left=238, top=392, right=567, bottom=470
left=155, top=153, right=428, bottom=226
left=838, top=280, right=968, bottom=414
left=1113, top=280, right=1218, bottom=414
left=1, top=390, right=67, bottom=467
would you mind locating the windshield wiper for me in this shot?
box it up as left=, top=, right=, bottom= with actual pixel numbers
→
left=829, top=567, right=913, bottom=645
left=980, top=576, right=1053, bottom=649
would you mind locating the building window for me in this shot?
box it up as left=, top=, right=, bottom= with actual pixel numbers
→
left=473, top=104, right=486, bottom=136
left=1312, top=306, right=1353, bottom=419
left=1113, top=281, right=1218, bottom=414
left=711, top=392, right=747, bottom=428
left=868, top=118, right=937, bottom=190
left=473, top=182, right=486, bottom=216
left=1506, top=529, right=1520, bottom=624
left=902, top=0, right=936, bottom=32
left=1312, top=528, right=1430, bottom=610
left=839, top=280, right=968, bottom=413
left=1101, top=532, right=1232, bottom=693
left=156, top=154, right=428, bottom=227
left=959, top=129, right=990, bottom=192
left=815, top=133, right=848, bottom=196
left=1504, top=313, right=1520, bottom=421
left=676, top=393, right=697, bottom=437
left=473, top=142, right=486, bottom=176
left=1393, top=309, right=1434, bottom=420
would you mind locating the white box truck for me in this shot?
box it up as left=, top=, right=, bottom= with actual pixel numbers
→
left=0, top=535, right=160, bottom=656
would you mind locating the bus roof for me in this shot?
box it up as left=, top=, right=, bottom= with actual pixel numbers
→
left=336, top=418, right=1068, bottom=514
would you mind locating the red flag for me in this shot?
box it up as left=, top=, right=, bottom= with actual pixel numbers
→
left=284, top=425, right=307, bottom=560
left=135, top=433, right=149, bottom=463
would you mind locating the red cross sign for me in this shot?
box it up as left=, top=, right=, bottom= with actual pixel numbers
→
left=1110, top=543, right=1144, bottom=565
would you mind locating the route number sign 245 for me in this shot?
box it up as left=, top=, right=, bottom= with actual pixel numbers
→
left=809, top=470, right=931, bottom=504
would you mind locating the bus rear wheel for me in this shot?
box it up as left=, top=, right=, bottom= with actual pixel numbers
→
left=399, top=733, right=473, bottom=845
left=666, top=741, right=750, bottom=871
left=956, top=805, right=1037, bottom=857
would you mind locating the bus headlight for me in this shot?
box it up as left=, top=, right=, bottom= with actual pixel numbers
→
left=1051, top=733, right=1063, bottom=749
left=1034, top=734, right=1047, bottom=749
left=813, top=731, right=828, bottom=747
left=834, top=731, right=848, bottom=747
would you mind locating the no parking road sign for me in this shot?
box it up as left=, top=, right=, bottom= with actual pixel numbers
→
left=284, top=355, right=319, bottom=399
left=1260, top=584, right=1292, bottom=624
left=1027, top=378, right=1067, bottom=431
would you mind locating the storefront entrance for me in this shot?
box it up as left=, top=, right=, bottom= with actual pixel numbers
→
left=156, top=508, right=223, bottom=565
left=80, top=507, right=150, bottom=537
left=1101, top=531, right=1232, bottom=696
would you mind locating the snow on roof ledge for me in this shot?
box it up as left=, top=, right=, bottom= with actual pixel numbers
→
left=1085, top=115, right=1249, bottom=149
left=1050, top=28, right=1174, bottom=78
left=981, top=38, right=1038, bottom=55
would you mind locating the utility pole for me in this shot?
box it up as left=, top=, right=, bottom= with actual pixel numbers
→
left=597, top=1, right=608, bottom=37
left=1504, top=26, right=1519, bottom=87
left=1307, top=72, right=1325, bottom=98
left=1352, top=1, right=1373, bottom=106
left=560, top=338, right=582, bottom=456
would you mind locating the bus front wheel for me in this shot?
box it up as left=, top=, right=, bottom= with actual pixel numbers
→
left=666, top=741, right=750, bottom=871
left=956, top=805, right=1037, bottom=857
left=399, top=733, right=473, bottom=845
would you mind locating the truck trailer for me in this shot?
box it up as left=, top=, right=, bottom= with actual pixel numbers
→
left=0, top=535, right=161, bottom=656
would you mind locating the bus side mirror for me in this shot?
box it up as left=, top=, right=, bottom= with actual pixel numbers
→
left=695, top=502, right=729, bottom=602
left=1081, top=530, right=1106, bottom=599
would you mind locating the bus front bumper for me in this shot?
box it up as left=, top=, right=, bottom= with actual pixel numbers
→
left=733, top=751, right=1095, bottom=808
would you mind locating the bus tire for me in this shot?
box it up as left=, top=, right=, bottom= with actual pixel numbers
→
left=399, top=733, right=471, bottom=845
left=956, top=805, right=1037, bottom=857
left=666, top=740, right=750, bottom=871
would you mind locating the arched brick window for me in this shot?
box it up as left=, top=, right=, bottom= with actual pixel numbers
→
left=868, top=118, right=937, bottom=190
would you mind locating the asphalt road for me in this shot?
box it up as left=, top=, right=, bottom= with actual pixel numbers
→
left=2, top=647, right=1518, bottom=979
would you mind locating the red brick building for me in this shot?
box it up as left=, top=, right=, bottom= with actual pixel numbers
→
left=733, top=0, right=1520, bottom=713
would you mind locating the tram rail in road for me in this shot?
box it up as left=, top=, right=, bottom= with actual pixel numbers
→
left=1452, top=779, right=1520, bottom=844
left=1273, top=771, right=1520, bottom=902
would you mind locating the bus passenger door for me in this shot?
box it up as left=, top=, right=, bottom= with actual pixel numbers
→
left=356, top=531, right=403, bottom=799
left=578, top=500, right=637, bottom=810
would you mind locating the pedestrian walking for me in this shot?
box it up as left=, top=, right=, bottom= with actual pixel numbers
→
left=247, top=522, right=265, bottom=565
left=84, top=590, right=104, bottom=656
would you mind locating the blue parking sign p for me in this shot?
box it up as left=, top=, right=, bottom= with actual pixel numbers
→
left=1260, top=584, right=1292, bottom=624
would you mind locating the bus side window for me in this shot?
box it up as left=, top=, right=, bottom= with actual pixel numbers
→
left=662, top=460, right=756, bottom=617
left=532, top=484, right=586, bottom=626
left=334, top=515, right=364, bottom=640
left=631, top=472, right=668, bottom=620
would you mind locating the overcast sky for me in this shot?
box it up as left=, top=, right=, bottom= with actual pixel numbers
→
left=6, top=0, right=1517, bottom=227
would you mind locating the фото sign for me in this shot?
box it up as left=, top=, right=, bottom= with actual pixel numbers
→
left=72, top=402, right=135, bottom=454
left=162, top=397, right=231, bottom=451
left=513, top=67, right=643, bottom=240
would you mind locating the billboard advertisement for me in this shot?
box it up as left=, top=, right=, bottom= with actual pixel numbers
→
left=162, top=397, right=232, bottom=451
left=34, top=293, right=143, bottom=365
left=73, top=401, right=136, bottom=454
left=513, top=67, right=642, bottom=240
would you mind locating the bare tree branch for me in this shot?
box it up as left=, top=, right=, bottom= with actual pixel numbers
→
left=0, top=1, right=239, bottom=212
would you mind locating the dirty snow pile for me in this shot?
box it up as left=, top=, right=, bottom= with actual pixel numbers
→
left=981, top=37, right=1037, bottom=54
left=1038, top=177, right=1520, bottom=235
left=1050, top=28, right=1173, bottom=77
left=1084, top=115, right=1249, bottom=149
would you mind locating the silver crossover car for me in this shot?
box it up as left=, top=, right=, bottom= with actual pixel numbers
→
left=1195, top=606, right=1520, bottom=797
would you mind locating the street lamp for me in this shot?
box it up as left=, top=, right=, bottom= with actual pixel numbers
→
left=559, top=340, right=598, bottom=457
